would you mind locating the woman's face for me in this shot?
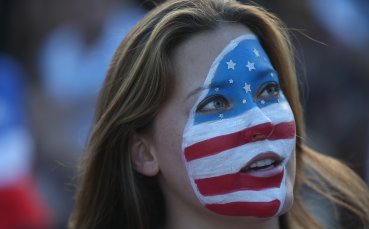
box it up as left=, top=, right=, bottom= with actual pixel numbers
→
left=148, top=23, right=296, bottom=222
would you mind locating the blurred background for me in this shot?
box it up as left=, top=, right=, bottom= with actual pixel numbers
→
left=0, top=0, right=368, bottom=228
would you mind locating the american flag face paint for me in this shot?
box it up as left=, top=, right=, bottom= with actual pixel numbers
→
left=181, top=34, right=296, bottom=217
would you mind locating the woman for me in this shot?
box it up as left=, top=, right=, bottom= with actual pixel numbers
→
left=69, top=0, right=369, bottom=228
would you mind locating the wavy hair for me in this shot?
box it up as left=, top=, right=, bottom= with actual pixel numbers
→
left=69, top=0, right=369, bottom=228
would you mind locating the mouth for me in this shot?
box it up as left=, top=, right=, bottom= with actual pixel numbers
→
left=240, top=152, right=283, bottom=177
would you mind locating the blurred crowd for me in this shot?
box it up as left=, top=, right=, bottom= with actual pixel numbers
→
left=0, top=0, right=368, bottom=228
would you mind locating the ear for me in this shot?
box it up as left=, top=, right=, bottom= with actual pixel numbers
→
left=131, top=134, right=159, bottom=176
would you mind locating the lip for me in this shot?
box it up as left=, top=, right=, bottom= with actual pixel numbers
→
left=240, top=151, right=284, bottom=177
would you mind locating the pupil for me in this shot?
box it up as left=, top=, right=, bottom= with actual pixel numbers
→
left=215, top=100, right=222, bottom=107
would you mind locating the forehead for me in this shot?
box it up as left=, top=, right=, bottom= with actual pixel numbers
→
left=172, top=23, right=253, bottom=95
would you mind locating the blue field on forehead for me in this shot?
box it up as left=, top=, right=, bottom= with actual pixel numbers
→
left=193, top=36, right=287, bottom=125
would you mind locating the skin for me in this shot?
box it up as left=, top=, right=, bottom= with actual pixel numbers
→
left=135, top=22, right=296, bottom=229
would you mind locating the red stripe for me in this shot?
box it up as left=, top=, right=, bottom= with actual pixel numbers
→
left=206, top=200, right=280, bottom=217
left=0, top=177, right=53, bottom=228
left=195, top=170, right=284, bottom=195
left=185, top=121, right=295, bottom=161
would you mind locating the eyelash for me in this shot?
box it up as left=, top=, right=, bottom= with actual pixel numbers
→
left=256, top=82, right=280, bottom=100
left=196, top=82, right=280, bottom=114
left=196, top=95, right=230, bottom=113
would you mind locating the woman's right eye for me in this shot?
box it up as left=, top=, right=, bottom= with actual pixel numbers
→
left=196, top=95, right=230, bottom=113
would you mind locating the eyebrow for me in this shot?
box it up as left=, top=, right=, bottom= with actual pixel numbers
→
left=184, top=86, right=207, bottom=102
left=184, top=80, right=230, bottom=102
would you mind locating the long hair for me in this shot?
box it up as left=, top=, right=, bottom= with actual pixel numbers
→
left=69, top=0, right=369, bottom=228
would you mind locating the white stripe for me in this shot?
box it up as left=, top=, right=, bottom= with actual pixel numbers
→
left=276, top=169, right=287, bottom=214
left=188, top=139, right=295, bottom=179
left=201, top=188, right=282, bottom=204
left=183, top=102, right=294, bottom=147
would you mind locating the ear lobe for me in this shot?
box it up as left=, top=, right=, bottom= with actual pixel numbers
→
left=131, top=134, right=159, bottom=176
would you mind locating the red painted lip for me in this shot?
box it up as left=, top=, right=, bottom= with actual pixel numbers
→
left=240, top=151, right=283, bottom=173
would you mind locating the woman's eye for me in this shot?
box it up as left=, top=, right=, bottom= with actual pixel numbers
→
left=257, top=83, right=280, bottom=100
left=196, top=95, right=230, bottom=113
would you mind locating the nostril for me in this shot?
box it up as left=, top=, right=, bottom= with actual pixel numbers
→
left=252, top=133, right=266, bottom=141
left=242, top=122, right=274, bottom=142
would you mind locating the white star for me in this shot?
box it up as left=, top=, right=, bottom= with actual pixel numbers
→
left=242, top=99, right=247, bottom=104
left=253, top=48, right=260, bottom=57
left=226, top=60, right=236, bottom=70
left=270, top=73, right=274, bottom=77
left=261, top=100, right=265, bottom=105
left=246, top=61, right=255, bottom=71
left=214, top=87, right=219, bottom=92
left=228, top=79, right=234, bottom=84
left=243, top=83, right=251, bottom=93
left=219, top=114, right=224, bottom=118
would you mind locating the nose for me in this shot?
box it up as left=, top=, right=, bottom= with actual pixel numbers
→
left=241, top=108, right=274, bottom=143
left=243, top=122, right=274, bottom=142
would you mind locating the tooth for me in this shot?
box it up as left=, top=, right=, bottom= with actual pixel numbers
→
left=265, top=159, right=274, bottom=166
left=248, top=158, right=277, bottom=170
left=256, top=161, right=265, bottom=167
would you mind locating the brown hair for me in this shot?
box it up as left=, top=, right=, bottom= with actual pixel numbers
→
left=69, top=0, right=369, bottom=228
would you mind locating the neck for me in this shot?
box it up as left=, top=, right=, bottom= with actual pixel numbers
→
left=163, top=190, right=281, bottom=229
left=165, top=216, right=280, bottom=229
left=165, top=210, right=280, bottom=229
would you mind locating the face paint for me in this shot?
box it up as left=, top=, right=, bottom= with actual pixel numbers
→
left=181, top=34, right=296, bottom=217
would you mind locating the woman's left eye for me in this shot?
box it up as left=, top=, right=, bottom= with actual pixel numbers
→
left=257, top=82, right=280, bottom=100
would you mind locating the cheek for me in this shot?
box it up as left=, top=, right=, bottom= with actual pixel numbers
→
left=278, top=151, right=296, bottom=214
left=153, top=111, right=185, bottom=175
left=287, top=151, right=296, bottom=186
left=152, top=105, right=199, bottom=202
